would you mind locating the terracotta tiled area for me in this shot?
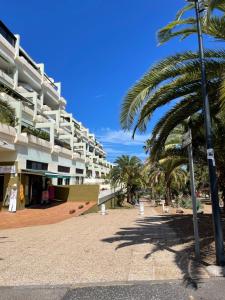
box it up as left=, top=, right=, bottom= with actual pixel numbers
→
left=0, top=201, right=95, bottom=230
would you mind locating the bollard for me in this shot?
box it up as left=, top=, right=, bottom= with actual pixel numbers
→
left=160, top=200, right=165, bottom=213
left=101, top=204, right=106, bottom=215
left=139, top=203, right=144, bottom=215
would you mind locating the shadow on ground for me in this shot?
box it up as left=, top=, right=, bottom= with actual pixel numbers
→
left=27, top=200, right=66, bottom=210
left=102, top=213, right=225, bottom=289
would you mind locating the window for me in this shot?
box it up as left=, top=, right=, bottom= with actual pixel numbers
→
left=58, top=165, right=70, bottom=173
left=57, top=178, right=63, bottom=185
left=0, top=21, right=16, bottom=47
left=76, top=168, right=84, bottom=174
left=26, top=160, right=48, bottom=171
left=65, top=178, right=70, bottom=185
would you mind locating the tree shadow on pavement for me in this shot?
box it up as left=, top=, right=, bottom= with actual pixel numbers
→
left=102, top=213, right=224, bottom=289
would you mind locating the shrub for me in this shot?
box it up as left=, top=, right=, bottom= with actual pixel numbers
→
left=0, top=99, right=16, bottom=126
left=178, top=197, right=202, bottom=211
left=116, top=191, right=125, bottom=207
left=69, top=209, right=76, bottom=214
left=85, top=201, right=90, bottom=205
left=78, top=205, right=84, bottom=209
left=22, top=126, right=50, bottom=141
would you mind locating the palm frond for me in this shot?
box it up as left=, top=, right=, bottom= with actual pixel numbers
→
left=121, top=50, right=225, bottom=131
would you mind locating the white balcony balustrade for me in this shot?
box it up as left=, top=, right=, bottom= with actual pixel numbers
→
left=0, top=70, right=14, bottom=87
left=42, top=105, right=51, bottom=112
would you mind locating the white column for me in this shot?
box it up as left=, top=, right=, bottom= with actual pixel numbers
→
left=39, top=90, right=44, bottom=109
left=37, top=63, right=44, bottom=84
left=14, top=34, right=20, bottom=58
left=55, top=82, right=61, bottom=96
left=14, top=101, right=22, bottom=134
left=49, top=123, right=54, bottom=145
left=13, top=66, right=18, bottom=89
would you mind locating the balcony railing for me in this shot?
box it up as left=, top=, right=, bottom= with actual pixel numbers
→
left=0, top=21, right=16, bottom=47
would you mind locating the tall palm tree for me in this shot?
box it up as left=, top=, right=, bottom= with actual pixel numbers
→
left=120, top=1, right=225, bottom=206
left=109, top=155, right=143, bottom=204
left=120, top=0, right=225, bottom=148
left=144, top=157, right=187, bottom=205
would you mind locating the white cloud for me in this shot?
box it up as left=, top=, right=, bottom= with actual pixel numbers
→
left=95, top=94, right=104, bottom=99
left=104, top=147, right=125, bottom=154
left=97, top=129, right=150, bottom=146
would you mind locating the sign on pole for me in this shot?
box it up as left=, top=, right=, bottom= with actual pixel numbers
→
left=182, top=131, right=192, bottom=148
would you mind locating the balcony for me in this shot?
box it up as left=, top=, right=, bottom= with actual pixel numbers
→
left=27, top=133, right=52, bottom=151
left=22, top=105, right=34, bottom=117
left=17, top=50, right=42, bottom=90
left=43, top=75, right=59, bottom=103
left=34, top=114, right=50, bottom=123
left=0, top=32, right=16, bottom=59
left=0, top=69, right=14, bottom=87
left=42, top=105, right=51, bottom=112
left=14, top=132, right=28, bottom=145
left=0, top=123, right=16, bottom=142
left=72, top=152, right=85, bottom=161
left=59, top=97, right=67, bottom=105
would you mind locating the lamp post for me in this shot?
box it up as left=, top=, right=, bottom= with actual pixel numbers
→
left=187, top=0, right=225, bottom=265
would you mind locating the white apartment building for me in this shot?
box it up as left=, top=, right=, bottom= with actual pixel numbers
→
left=0, top=20, right=112, bottom=210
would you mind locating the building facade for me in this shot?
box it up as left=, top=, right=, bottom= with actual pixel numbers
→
left=0, top=20, right=112, bottom=210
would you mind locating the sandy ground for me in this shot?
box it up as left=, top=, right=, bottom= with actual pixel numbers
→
left=0, top=202, right=210, bottom=286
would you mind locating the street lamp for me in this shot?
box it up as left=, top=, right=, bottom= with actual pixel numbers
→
left=187, top=0, right=225, bottom=265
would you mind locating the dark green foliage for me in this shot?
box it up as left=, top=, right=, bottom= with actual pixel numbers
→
left=178, top=197, right=202, bottom=211
left=0, top=99, right=16, bottom=126
left=22, top=126, right=50, bottom=141
left=109, top=155, right=143, bottom=205
left=115, top=191, right=126, bottom=207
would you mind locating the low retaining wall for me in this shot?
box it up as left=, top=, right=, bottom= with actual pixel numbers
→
left=98, top=188, right=122, bottom=205
left=82, top=188, right=125, bottom=214
left=54, top=184, right=99, bottom=203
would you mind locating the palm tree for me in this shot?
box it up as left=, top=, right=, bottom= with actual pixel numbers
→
left=120, top=2, right=225, bottom=206
left=157, top=0, right=225, bottom=108
left=144, top=157, right=187, bottom=205
left=120, top=0, right=225, bottom=146
left=109, top=155, right=143, bottom=204
left=158, top=0, right=225, bottom=44
left=120, top=49, right=225, bottom=158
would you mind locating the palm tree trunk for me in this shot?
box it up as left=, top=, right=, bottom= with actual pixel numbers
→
left=165, top=182, right=171, bottom=206
left=127, top=185, right=132, bottom=204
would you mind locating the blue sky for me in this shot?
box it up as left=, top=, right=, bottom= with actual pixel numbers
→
left=1, top=0, right=217, bottom=161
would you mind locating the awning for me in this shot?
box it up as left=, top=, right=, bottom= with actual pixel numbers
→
left=44, top=171, right=59, bottom=178
left=21, top=169, right=75, bottom=178
left=21, top=169, right=46, bottom=176
left=57, top=174, right=74, bottom=179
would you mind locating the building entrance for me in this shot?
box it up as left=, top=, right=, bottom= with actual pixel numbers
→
left=26, top=175, right=43, bottom=206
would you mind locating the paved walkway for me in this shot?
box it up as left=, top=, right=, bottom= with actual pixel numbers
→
left=0, top=204, right=208, bottom=286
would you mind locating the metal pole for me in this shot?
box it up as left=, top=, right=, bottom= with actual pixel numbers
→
left=187, top=129, right=200, bottom=259
left=193, top=0, right=225, bottom=265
